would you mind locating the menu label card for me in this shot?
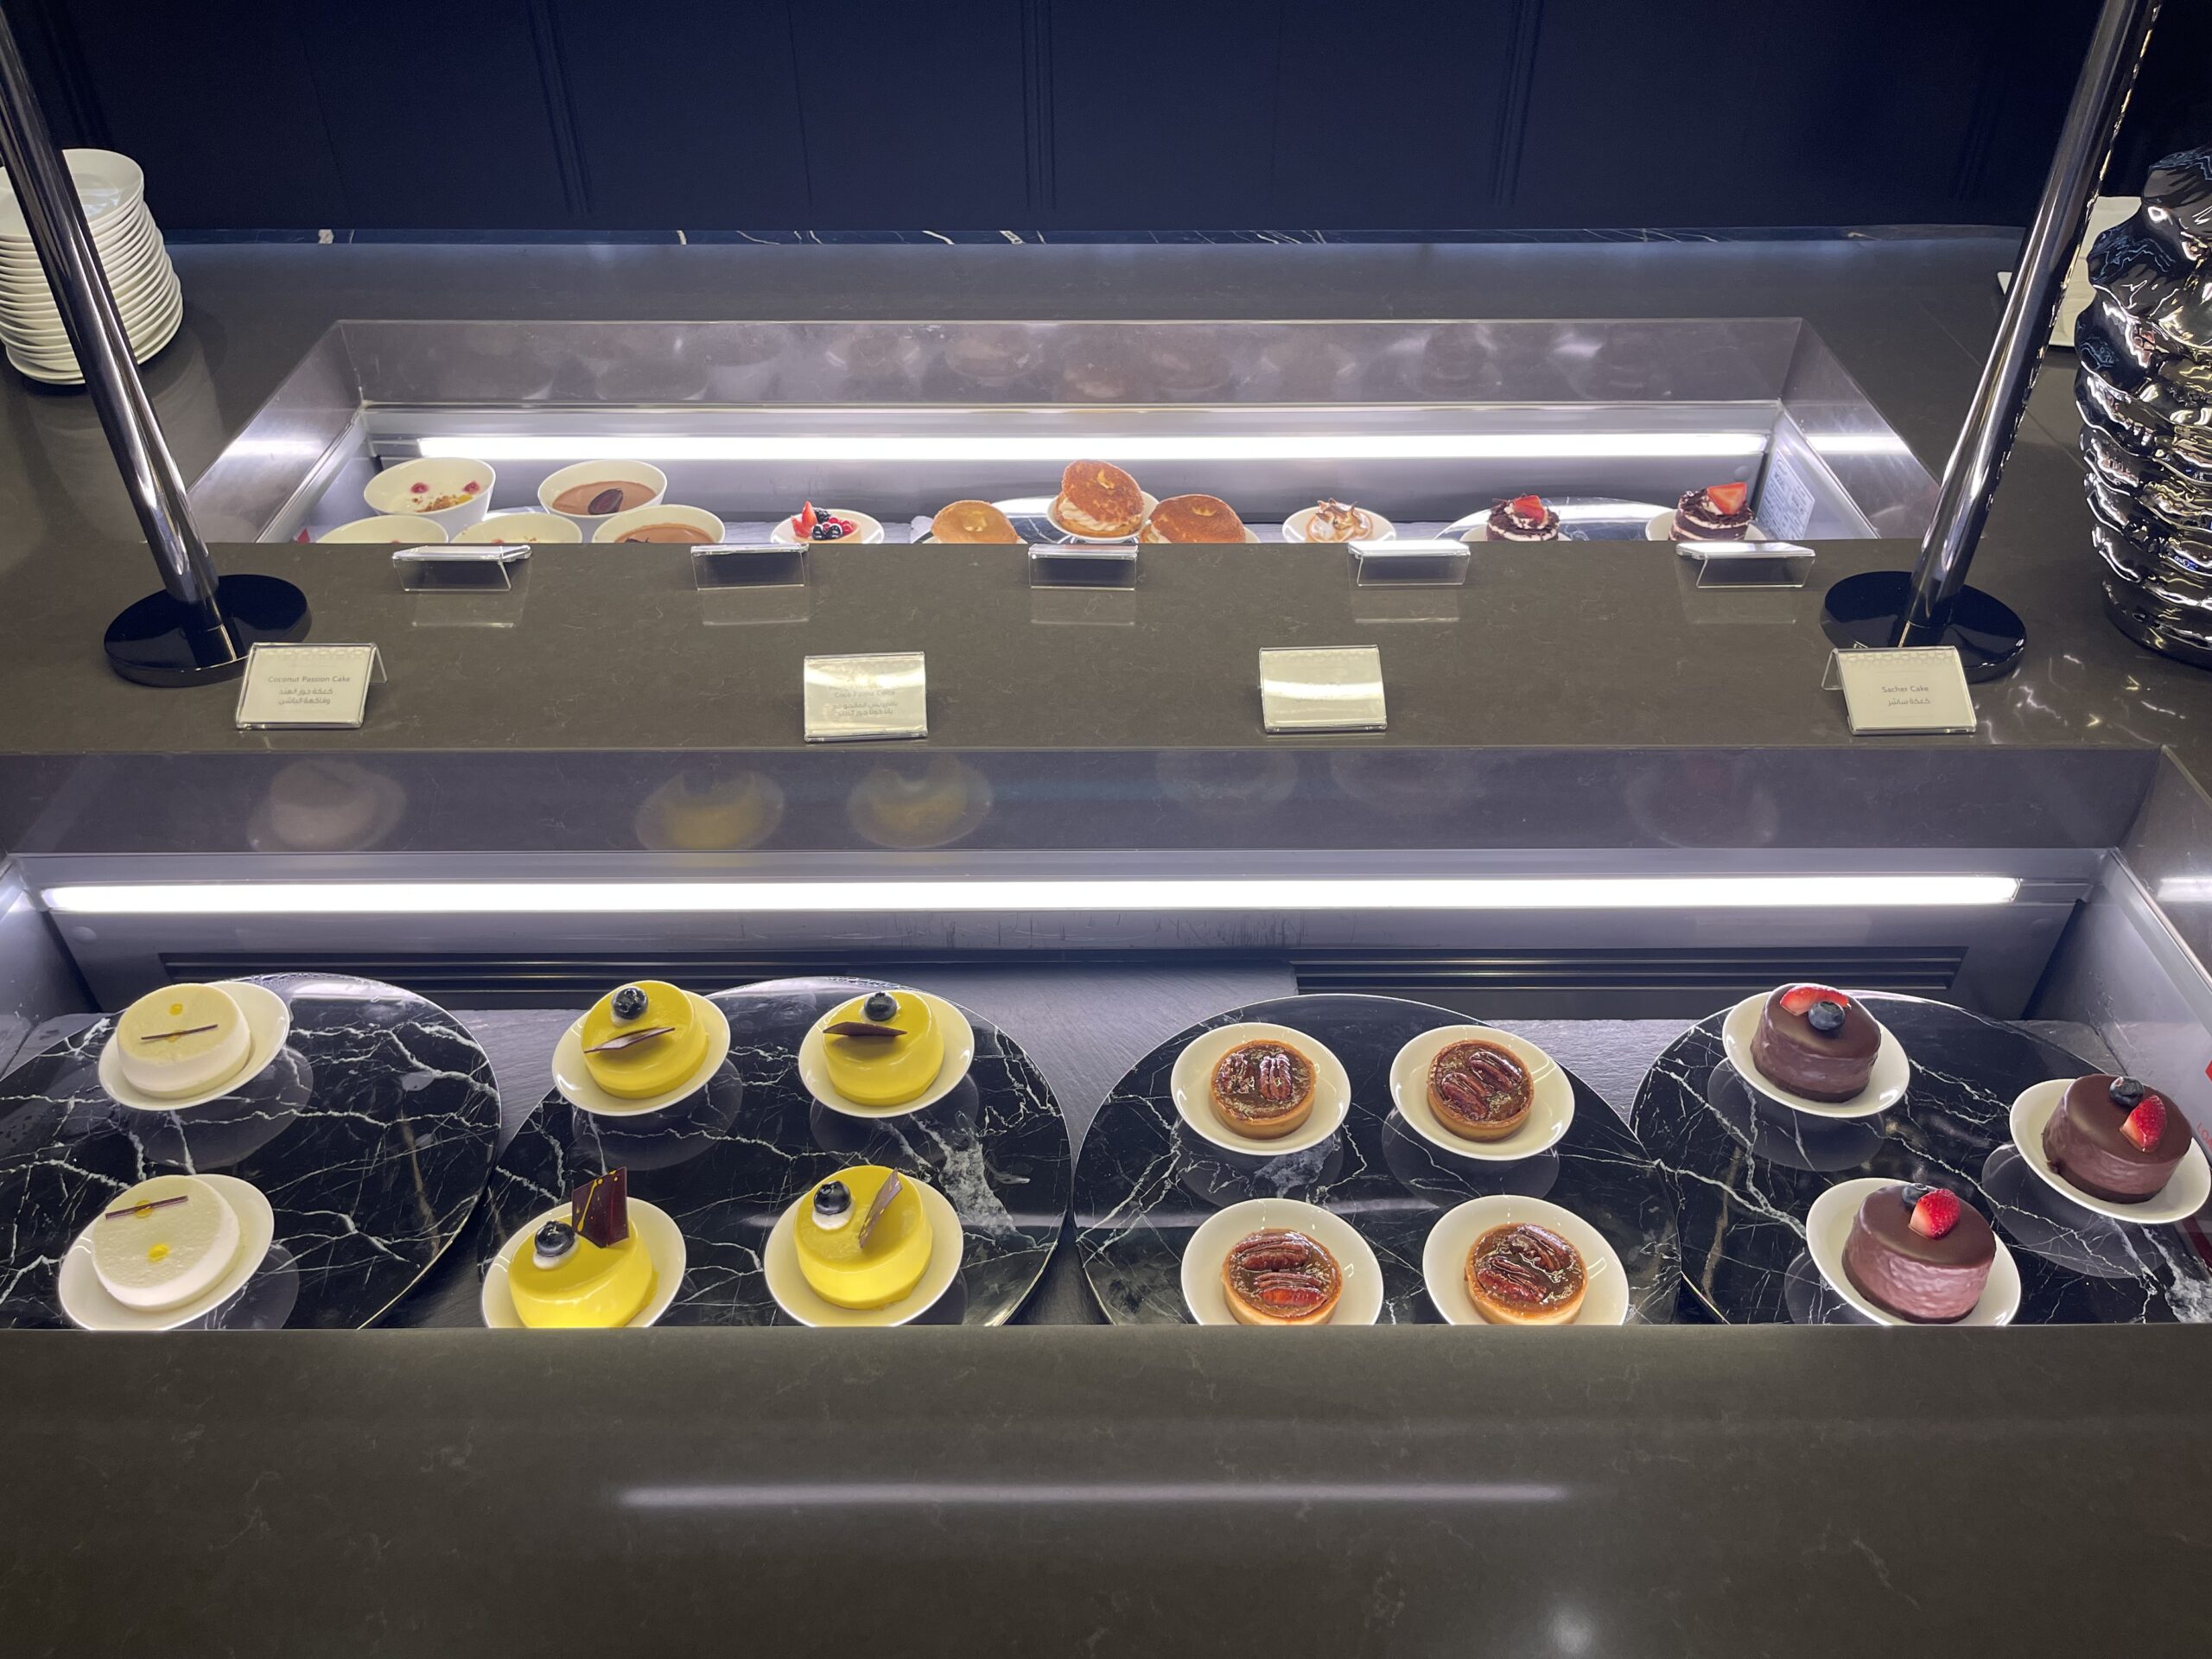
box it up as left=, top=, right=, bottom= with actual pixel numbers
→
left=1827, top=646, right=1976, bottom=734
left=1259, top=645, right=1387, bottom=734
left=804, top=652, right=927, bottom=742
left=234, top=644, right=384, bottom=730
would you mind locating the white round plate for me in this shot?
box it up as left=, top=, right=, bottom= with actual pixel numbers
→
left=0, top=149, right=146, bottom=238
left=480, top=1198, right=686, bottom=1329
left=2006, top=1078, right=2210, bottom=1224
left=1422, top=1194, right=1629, bottom=1325
left=1180, top=1197, right=1382, bottom=1325
left=1170, top=1021, right=1353, bottom=1157
left=1645, top=508, right=1767, bottom=542
left=768, top=508, right=886, bottom=545
left=550, top=992, right=733, bottom=1117
left=1389, top=1024, right=1574, bottom=1160
left=1281, top=505, right=1397, bottom=543
left=57, top=1174, right=276, bottom=1331
left=1805, top=1177, right=2020, bottom=1326
left=96, top=980, right=291, bottom=1112
left=763, top=1177, right=963, bottom=1326
left=993, top=492, right=1160, bottom=543
left=1719, top=992, right=1909, bottom=1120
left=797, top=991, right=976, bottom=1118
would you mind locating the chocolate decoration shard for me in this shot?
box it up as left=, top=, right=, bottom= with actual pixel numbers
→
left=571, top=1169, right=631, bottom=1249
left=582, top=1024, right=677, bottom=1053
left=855, top=1172, right=904, bottom=1249
left=136, top=1023, right=220, bottom=1043
left=587, top=486, right=626, bottom=516
left=824, top=1020, right=906, bottom=1040
left=101, top=1192, right=191, bottom=1222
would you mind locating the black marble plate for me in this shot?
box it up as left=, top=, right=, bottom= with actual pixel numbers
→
left=468, top=978, right=1069, bottom=1325
left=0, top=974, right=501, bottom=1329
left=1634, top=994, right=2212, bottom=1323
left=1073, top=994, right=1681, bottom=1324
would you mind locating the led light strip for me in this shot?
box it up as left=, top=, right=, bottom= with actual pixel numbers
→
left=39, top=875, right=2020, bottom=918
left=414, top=432, right=1771, bottom=464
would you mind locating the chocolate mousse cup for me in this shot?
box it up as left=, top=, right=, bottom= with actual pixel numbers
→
left=1841, top=1186, right=1996, bottom=1322
left=2041, top=1075, right=2193, bottom=1202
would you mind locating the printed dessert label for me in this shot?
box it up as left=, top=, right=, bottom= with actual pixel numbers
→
left=1259, top=646, right=1388, bottom=734
left=233, top=644, right=384, bottom=730
left=804, top=652, right=927, bottom=742
left=1827, top=646, right=1976, bottom=735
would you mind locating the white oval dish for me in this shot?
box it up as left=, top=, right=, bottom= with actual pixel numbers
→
left=537, top=459, right=668, bottom=529
left=453, top=511, right=582, bottom=544
left=1169, top=1021, right=1353, bottom=1157
left=2006, top=1078, right=2210, bottom=1224
left=768, top=508, right=886, bottom=545
left=1719, top=991, right=1910, bottom=1121
left=550, top=991, right=733, bottom=1117
left=762, top=1177, right=963, bottom=1326
left=480, top=1197, right=687, bottom=1329
left=96, top=980, right=291, bottom=1113
left=1282, top=505, right=1398, bottom=543
left=1388, top=1024, right=1574, bottom=1160
left=591, top=503, right=726, bottom=544
left=1805, top=1177, right=2020, bottom=1325
left=363, top=457, right=494, bottom=533
left=58, top=1174, right=276, bottom=1331
left=796, top=990, right=976, bottom=1119
left=1180, top=1197, right=1382, bottom=1325
left=1421, top=1194, right=1629, bottom=1326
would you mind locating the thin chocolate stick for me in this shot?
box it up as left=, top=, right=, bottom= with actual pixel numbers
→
left=137, top=1024, right=219, bottom=1043
left=102, top=1193, right=189, bottom=1221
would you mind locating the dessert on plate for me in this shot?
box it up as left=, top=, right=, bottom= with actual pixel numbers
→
left=1220, top=1228, right=1343, bottom=1325
left=795, top=1165, right=932, bottom=1309
left=1427, top=1038, right=1534, bottom=1142
left=1052, top=460, right=1146, bottom=538
left=1670, top=481, right=1754, bottom=540
left=849, top=755, right=986, bottom=848
left=822, top=989, right=946, bottom=1109
left=1465, top=1222, right=1586, bottom=1324
left=550, top=479, right=657, bottom=517
left=112, top=982, right=254, bottom=1099
left=1484, top=495, right=1561, bottom=542
left=1750, top=983, right=1880, bottom=1102
left=90, top=1173, right=248, bottom=1312
left=1210, top=1037, right=1318, bottom=1140
left=580, top=981, right=709, bottom=1100
left=1300, top=499, right=1376, bottom=542
left=931, top=499, right=1023, bottom=543
left=789, top=501, right=860, bottom=542
left=1141, top=493, right=1247, bottom=543
left=2041, top=1074, right=2194, bottom=1202
left=508, top=1169, right=657, bottom=1329
left=1840, top=1182, right=1994, bottom=1322
left=635, top=767, right=780, bottom=850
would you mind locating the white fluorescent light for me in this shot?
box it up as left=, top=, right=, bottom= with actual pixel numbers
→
left=620, top=1481, right=1566, bottom=1510
left=40, top=875, right=2019, bottom=918
left=1806, top=432, right=1915, bottom=457
left=414, top=432, right=1770, bottom=464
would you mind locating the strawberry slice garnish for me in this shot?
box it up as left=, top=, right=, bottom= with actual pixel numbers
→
left=2121, top=1094, right=2169, bottom=1152
left=1908, top=1187, right=1961, bottom=1239
left=1707, top=482, right=1749, bottom=514
left=794, top=501, right=818, bottom=537
left=1779, top=983, right=1849, bottom=1017
left=1509, top=494, right=1547, bottom=520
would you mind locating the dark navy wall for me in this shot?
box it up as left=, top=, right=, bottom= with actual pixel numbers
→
left=9, top=0, right=2152, bottom=232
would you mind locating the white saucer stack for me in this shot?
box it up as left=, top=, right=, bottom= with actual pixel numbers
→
left=0, top=147, right=181, bottom=385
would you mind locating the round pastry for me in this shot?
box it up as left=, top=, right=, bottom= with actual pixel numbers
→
left=1302, top=499, right=1376, bottom=543
left=508, top=1215, right=655, bottom=1329
left=1750, top=984, right=1881, bottom=1102
left=1840, top=1183, right=1995, bottom=1322
left=822, top=988, right=945, bottom=1108
left=1671, top=482, right=1753, bottom=540
left=1220, top=1228, right=1343, bottom=1325
left=794, top=1166, right=932, bottom=1309
left=90, top=1173, right=245, bottom=1311
left=931, top=499, right=1023, bottom=543
left=579, top=981, right=709, bottom=1100
left=112, top=983, right=254, bottom=1101
left=1464, top=1222, right=1586, bottom=1325
left=850, top=756, right=981, bottom=847
left=1484, top=495, right=1561, bottom=542
left=1052, top=460, right=1145, bottom=537
left=1140, top=493, right=1246, bottom=543
left=638, top=769, right=779, bottom=850
left=2041, top=1074, right=2193, bottom=1203
left=1208, top=1038, right=1317, bottom=1140
left=1426, top=1039, right=1534, bottom=1141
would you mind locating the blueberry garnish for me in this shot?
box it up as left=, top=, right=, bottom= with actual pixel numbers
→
left=810, top=520, right=844, bottom=541
left=1898, top=1183, right=1933, bottom=1207
left=812, top=1179, right=852, bottom=1220
left=862, top=991, right=899, bottom=1023
left=611, top=984, right=649, bottom=1022
left=534, top=1220, right=576, bottom=1259
left=2109, top=1076, right=2146, bottom=1106
left=1806, top=999, right=1847, bottom=1034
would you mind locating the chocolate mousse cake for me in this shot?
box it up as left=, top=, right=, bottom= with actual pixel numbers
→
left=1841, top=1183, right=1995, bottom=1322
left=1750, top=984, right=1880, bottom=1103
left=2041, top=1074, right=2193, bottom=1203
left=1484, top=494, right=1561, bottom=542
left=1670, top=482, right=1754, bottom=540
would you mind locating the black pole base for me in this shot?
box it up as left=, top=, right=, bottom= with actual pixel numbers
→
left=104, top=574, right=310, bottom=688
left=1819, top=569, right=2026, bottom=683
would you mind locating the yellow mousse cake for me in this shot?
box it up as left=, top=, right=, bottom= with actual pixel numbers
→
left=112, top=983, right=253, bottom=1100
left=579, top=981, right=708, bottom=1099
left=823, top=989, right=944, bottom=1108
left=90, top=1173, right=245, bottom=1311
left=509, top=1169, right=656, bottom=1329
left=795, top=1166, right=931, bottom=1310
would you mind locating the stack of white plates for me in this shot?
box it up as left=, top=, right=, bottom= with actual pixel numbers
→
left=0, top=148, right=181, bottom=385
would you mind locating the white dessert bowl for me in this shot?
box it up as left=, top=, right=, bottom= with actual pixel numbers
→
left=363, top=457, right=495, bottom=533
left=537, top=459, right=668, bottom=530
left=591, top=504, right=726, bottom=545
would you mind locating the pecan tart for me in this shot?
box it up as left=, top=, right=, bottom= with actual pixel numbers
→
left=1427, top=1039, right=1534, bottom=1141
left=1221, top=1228, right=1343, bottom=1325
left=1464, top=1222, right=1586, bottom=1325
left=1209, top=1038, right=1318, bottom=1140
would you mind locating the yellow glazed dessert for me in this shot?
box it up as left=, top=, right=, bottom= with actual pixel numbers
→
left=640, top=769, right=779, bottom=850
left=823, top=989, right=944, bottom=1108
left=795, top=1166, right=931, bottom=1310
left=579, top=981, right=707, bottom=1099
left=112, top=983, right=253, bottom=1099
left=508, top=1170, right=656, bottom=1329
left=90, top=1173, right=245, bottom=1310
